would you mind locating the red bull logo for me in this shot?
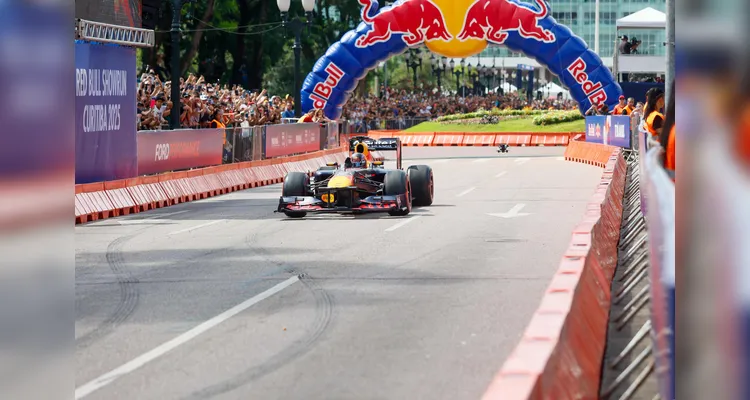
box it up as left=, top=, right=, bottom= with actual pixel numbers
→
left=456, top=0, right=555, bottom=44
left=309, top=61, right=345, bottom=110
left=355, top=0, right=453, bottom=47
left=566, top=57, right=607, bottom=105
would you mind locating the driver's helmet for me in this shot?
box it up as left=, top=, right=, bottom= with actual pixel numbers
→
left=350, top=152, right=367, bottom=168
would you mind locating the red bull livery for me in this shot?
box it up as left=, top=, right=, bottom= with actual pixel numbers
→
left=457, top=0, right=555, bottom=44
left=355, top=0, right=453, bottom=47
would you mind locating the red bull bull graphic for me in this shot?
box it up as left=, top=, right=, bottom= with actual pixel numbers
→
left=355, top=0, right=452, bottom=47
left=456, top=0, right=555, bottom=44
left=301, top=0, right=622, bottom=120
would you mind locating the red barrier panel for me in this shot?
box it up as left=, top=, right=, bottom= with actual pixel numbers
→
left=265, top=123, right=321, bottom=158
left=482, top=148, right=627, bottom=400
left=137, top=129, right=224, bottom=175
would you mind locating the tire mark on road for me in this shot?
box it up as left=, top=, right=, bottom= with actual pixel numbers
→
left=182, top=273, right=334, bottom=400
left=76, top=235, right=140, bottom=350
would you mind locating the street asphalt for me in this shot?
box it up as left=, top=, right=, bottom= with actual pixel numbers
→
left=75, top=147, right=603, bottom=400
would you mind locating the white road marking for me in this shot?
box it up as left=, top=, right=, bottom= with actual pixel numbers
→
left=514, top=159, right=530, bottom=165
left=488, top=203, right=531, bottom=219
left=495, top=171, right=508, bottom=178
left=168, top=219, right=225, bottom=235
left=432, top=159, right=450, bottom=164
left=385, top=215, right=422, bottom=232
left=456, top=187, right=476, bottom=197
left=556, top=157, right=565, bottom=161
left=472, top=158, right=491, bottom=163
left=74, top=275, right=300, bottom=399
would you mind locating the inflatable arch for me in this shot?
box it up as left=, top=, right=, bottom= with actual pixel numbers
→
left=301, top=0, right=623, bottom=120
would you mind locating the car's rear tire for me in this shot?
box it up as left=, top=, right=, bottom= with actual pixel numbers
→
left=282, top=172, right=309, bottom=218
left=407, top=165, right=434, bottom=206
left=384, top=170, right=410, bottom=216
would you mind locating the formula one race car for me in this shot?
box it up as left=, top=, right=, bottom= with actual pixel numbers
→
left=497, top=144, right=509, bottom=153
left=276, top=136, right=434, bottom=218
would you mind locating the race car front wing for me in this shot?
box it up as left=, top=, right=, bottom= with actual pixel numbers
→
left=276, top=186, right=407, bottom=214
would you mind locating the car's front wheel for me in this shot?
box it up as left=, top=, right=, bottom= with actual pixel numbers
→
left=384, top=170, right=411, bottom=216
left=407, top=165, right=434, bottom=207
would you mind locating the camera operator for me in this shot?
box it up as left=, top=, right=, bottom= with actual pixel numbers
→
left=618, top=35, right=641, bottom=82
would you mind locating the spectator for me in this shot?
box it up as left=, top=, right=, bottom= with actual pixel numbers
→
left=644, top=87, right=666, bottom=139
left=660, top=83, right=675, bottom=178
left=612, top=95, right=632, bottom=115
left=281, top=103, right=295, bottom=119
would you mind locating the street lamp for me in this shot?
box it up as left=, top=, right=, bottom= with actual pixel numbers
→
left=405, top=48, right=422, bottom=90
left=450, top=58, right=465, bottom=97
left=277, top=0, right=315, bottom=118
left=169, top=0, right=192, bottom=129
left=430, top=54, right=447, bottom=93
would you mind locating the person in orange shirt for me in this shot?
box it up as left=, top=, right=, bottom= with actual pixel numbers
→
left=612, top=95, right=628, bottom=115
left=644, top=87, right=666, bottom=139
left=659, top=84, right=675, bottom=178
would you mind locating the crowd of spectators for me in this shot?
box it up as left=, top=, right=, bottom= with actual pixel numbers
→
left=340, top=87, right=579, bottom=131
left=137, top=70, right=578, bottom=131
left=137, top=70, right=299, bottom=130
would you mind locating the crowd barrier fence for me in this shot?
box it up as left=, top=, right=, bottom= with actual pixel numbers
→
left=637, top=128, right=675, bottom=400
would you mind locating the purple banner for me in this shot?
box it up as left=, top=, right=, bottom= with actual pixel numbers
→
left=585, top=115, right=632, bottom=148
left=585, top=116, right=606, bottom=144
left=75, top=41, right=137, bottom=184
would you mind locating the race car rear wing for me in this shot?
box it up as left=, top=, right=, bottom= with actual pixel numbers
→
left=348, top=136, right=402, bottom=170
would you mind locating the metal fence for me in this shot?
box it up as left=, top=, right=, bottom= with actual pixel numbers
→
left=339, top=117, right=431, bottom=134
left=222, top=121, right=342, bottom=164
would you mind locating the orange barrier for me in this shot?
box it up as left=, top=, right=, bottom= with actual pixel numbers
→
left=482, top=147, right=627, bottom=400
left=432, top=133, right=465, bottom=146
left=530, top=133, right=570, bottom=146
left=75, top=147, right=348, bottom=224
left=397, top=134, right=434, bottom=146
left=564, top=140, right=618, bottom=168
left=494, top=134, right=532, bottom=146
left=462, top=134, right=496, bottom=146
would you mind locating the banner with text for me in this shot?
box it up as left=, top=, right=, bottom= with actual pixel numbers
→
left=585, top=115, right=632, bottom=148
left=75, top=41, right=137, bottom=184
left=137, top=129, right=224, bottom=175
left=264, top=123, right=321, bottom=158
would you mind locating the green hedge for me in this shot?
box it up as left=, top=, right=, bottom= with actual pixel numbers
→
left=531, top=110, right=584, bottom=126
left=435, top=108, right=545, bottom=122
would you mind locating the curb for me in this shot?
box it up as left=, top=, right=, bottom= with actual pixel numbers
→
left=482, top=145, right=627, bottom=399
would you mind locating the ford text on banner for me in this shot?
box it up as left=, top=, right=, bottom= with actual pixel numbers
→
left=75, top=41, right=137, bottom=184
left=264, top=123, right=321, bottom=158
left=137, top=129, right=224, bottom=175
